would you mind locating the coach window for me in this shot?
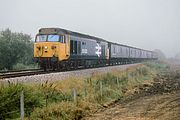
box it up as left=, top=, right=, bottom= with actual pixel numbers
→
left=118, top=47, right=121, bottom=53
left=113, top=46, right=116, bottom=54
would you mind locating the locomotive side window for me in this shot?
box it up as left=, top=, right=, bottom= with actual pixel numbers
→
left=36, top=35, right=47, bottom=42
left=70, top=40, right=73, bottom=54
left=82, top=42, right=86, bottom=45
left=60, top=35, right=65, bottom=43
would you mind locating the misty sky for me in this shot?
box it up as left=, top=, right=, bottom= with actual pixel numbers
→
left=0, top=0, right=180, bottom=57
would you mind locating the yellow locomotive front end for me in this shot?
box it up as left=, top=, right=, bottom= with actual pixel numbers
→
left=34, top=28, right=70, bottom=70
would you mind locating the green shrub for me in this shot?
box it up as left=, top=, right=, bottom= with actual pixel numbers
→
left=12, top=63, right=38, bottom=70
left=0, top=82, right=76, bottom=119
left=0, top=83, right=44, bottom=119
left=144, top=61, right=169, bottom=72
left=29, top=102, right=84, bottom=120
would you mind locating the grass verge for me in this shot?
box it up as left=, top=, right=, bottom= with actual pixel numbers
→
left=0, top=61, right=168, bottom=120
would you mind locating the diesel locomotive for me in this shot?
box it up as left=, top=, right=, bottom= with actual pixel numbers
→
left=33, top=28, right=157, bottom=71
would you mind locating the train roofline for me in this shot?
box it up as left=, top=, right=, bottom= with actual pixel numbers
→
left=38, top=27, right=155, bottom=53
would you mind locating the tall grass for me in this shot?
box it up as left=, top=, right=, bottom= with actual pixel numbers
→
left=29, top=64, right=158, bottom=119
left=0, top=61, right=167, bottom=119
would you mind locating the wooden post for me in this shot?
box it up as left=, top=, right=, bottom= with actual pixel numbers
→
left=140, top=68, right=142, bottom=75
left=100, top=81, right=103, bottom=98
left=126, top=69, right=128, bottom=79
left=20, top=91, right=24, bottom=120
left=84, top=87, right=87, bottom=97
left=73, top=88, right=77, bottom=104
left=45, top=94, right=48, bottom=107
left=117, top=77, right=119, bottom=88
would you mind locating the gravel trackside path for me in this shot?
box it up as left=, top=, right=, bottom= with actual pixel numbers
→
left=0, top=64, right=140, bottom=83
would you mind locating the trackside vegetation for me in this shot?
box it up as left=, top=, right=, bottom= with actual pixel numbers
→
left=0, top=61, right=169, bottom=119
left=0, top=29, right=37, bottom=71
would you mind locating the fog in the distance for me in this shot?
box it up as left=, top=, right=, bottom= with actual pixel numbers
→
left=0, top=0, right=180, bottom=57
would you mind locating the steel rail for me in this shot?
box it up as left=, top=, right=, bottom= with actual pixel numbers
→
left=0, top=69, right=45, bottom=79
left=0, top=68, right=41, bottom=74
left=0, top=62, right=143, bottom=79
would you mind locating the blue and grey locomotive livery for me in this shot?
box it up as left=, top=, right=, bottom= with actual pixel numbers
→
left=34, top=28, right=157, bottom=70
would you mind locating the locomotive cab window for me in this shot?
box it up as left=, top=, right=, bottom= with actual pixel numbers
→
left=36, top=35, right=47, bottom=42
left=48, top=35, right=60, bottom=42
left=35, top=35, right=65, bottom=42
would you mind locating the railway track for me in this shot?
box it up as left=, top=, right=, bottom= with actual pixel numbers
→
left=0, top=69, right=45, bottom=79
left=0, top=66, right=93, bottom=79
left=0, top=68, right=40, bottom=74
left=0, top=67, right=86, bottom=79
left=0, top=63, right=142, bottom=84
left=0, top=63, right=142, bottom=79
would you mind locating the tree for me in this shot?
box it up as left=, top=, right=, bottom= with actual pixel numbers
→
left=0, top=29, right=33, bottom=70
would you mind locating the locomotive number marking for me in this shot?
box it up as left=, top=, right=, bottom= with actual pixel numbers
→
left=82, top=49, right=88, bottom=54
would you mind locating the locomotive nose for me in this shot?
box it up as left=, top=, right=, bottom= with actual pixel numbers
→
left=36, top=44, right=58, bottom=57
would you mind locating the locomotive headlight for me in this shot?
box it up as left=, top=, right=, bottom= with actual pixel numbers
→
left=44, top=46, right=48, bottom=50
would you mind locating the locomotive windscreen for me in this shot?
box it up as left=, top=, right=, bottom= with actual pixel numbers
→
left=35, top=35, right=63, bottom=42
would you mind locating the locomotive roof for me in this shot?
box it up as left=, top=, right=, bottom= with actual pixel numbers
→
left=39, top=27, right=108, bottom=43
left=39, top=28, right=154, bottom=53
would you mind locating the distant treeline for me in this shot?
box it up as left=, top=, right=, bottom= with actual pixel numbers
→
left=0, top=29, right=37, bottom=70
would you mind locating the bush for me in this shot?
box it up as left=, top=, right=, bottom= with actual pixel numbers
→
left=12, top=63, right=38, bottom=70
left=0, top=82, right=76, bottom=119
left=30, top=102, right=84, bottom=120
left=0, top=83, right=44, bottom=119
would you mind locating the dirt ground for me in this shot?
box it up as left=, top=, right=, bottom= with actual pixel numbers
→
left=85, top=64, right=180, bottom=120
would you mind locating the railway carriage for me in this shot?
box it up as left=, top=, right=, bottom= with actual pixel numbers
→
left=34, top=28, right=157, bottom=71
left=110, top=43, right=131, bottom=64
